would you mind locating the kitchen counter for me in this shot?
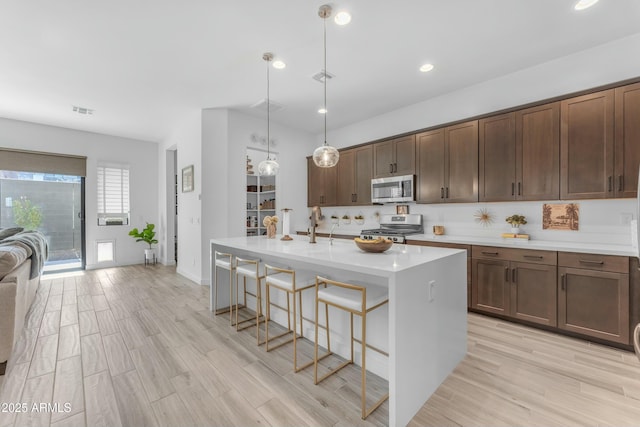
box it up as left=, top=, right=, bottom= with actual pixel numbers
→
left=210, top=235, right=467, bottom=426
left=297, top=230, right=636, bottom=257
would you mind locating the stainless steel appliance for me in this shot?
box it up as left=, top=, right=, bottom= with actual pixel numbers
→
left=371, top=175, right=414, bottom=204
left=359, top=214, right=423, bottom=243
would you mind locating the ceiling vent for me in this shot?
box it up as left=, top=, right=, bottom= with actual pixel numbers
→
left=72, top=105, right=94, bottom=115
left=251, top=98, right=284, bottom=112
left=312, top=70, right=335, bottom=83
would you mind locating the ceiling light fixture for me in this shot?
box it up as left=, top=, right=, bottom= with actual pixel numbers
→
left=272, top=60, right=286, bottom=69
left=419, top=63, right=434, bottom=73
left=258, top=52, right=279, bottom=176
left=312, top=4, right=340, bottom=169
left=334, top=11, right=351, bottom=25
left=574, top=0, right=599, bottom=10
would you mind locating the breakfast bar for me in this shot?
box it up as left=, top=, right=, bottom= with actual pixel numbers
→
left=209, top=235, right=467, bottom=426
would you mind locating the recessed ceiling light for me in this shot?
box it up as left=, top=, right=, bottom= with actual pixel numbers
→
left=334, top=11, right=351, bottom=25
left=419, top=63, right=434, bottom=73
left=574, top=0, right=599, bottom=10
left=272, top=60, right=286, bottom=69
left=318, top=108, right=327, bottom=114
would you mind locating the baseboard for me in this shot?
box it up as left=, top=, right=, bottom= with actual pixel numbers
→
left=175, top=267, right=201, bottom=285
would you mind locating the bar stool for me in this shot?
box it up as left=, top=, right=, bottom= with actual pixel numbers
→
left=213, top=251, right=235, bottom=324
left=314, top=276, right=390, bottom=420
left=234, top=256, right=266, bottom=345
left=264, top=265, right=316, bottom=372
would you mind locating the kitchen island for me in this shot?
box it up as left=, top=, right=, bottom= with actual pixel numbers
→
left=209, top=235, right=467, bottom=426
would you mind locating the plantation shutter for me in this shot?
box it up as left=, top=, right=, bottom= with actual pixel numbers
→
left=97, top=165, right=130, bottom=225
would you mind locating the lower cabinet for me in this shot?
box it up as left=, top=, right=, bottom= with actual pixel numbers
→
left=472, top=246, right=557, bottom=327
left=558, top=252, right=630, bottom=344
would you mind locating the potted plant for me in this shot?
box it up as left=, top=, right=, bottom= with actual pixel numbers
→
left=331, top=215, right=339, bottom=225
left=505, top=214, right=527, bottom=234
left=354, top=214, right=365, bottom=225
left=341, top=214, right=351, bottom=225
left=129, top=223, right=159, bottom=260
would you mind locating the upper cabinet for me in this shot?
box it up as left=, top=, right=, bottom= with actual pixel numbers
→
left=560, top=89, right=615, bottom=199
left=479, top=103, right=560, bottom=202
left=373, top=135, right=416, bottom=178
left=336, top=145, right=373, bottom=206
left=614, top=82, right=640, bottom=198
left=307, top=157, right=337, bottom=207
left=417, top=120, right=478, bottom=203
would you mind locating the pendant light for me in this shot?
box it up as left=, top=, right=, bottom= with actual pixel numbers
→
left=258, top=52, right=280, bottom=176
left=312, top=4, right=340, bottom=168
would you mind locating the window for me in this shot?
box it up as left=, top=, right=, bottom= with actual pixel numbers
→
left=97, top=165, right=129, bottom=225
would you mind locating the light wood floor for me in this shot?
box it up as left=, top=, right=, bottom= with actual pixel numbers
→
left=0, top=265, right=639, bottom=427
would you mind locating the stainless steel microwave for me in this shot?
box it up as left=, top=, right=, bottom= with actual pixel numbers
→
left=371, top=175, right=415, bottom=203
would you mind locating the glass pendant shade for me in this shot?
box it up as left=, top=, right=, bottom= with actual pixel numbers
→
left=258, top=158, right=279, bottom=176
left=313, top=144, right=339, bottom=168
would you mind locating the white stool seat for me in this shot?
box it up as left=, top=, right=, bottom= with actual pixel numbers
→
left=266, top=272, right=316, bottom=291
left=215, top=258, right=232, bottom=270
left=318, top=284, right=388, bottom=312
left=236, top=264, right=262, bottom=278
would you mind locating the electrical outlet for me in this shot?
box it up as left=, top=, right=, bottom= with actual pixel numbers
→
left=620, top=213, right=633, bottom=225
left=428, top=280, right=436, bottom=302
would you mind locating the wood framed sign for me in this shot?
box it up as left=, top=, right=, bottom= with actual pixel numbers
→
left=182, top=165, right=194, bottom=193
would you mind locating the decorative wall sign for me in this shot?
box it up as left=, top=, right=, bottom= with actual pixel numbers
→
left=396, top=205, right=409, bottom=214
left=182, top=165, right=194, bottom=193
left=474, top=207, right=493, bottom=227
left=543, top=203, right=579, bottom=231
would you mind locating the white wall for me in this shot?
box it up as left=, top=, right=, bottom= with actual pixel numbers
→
left=0, top=117, right=158, bottom=268
left=310, top=33, right=640, bottom=247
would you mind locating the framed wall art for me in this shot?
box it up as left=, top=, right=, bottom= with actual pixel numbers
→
left=182, top=165, right=194, bottom=193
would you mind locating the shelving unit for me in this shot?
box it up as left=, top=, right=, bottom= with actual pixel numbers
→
left=246, top=174, right=276, bottom=236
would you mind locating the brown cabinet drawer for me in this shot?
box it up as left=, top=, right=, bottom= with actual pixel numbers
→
left=472, top=246, right=556, bottom=265
left=558, top=252, right=628, bottom=273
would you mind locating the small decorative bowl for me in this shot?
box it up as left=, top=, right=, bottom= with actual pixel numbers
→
left=354, top=237, right=393, bottom=253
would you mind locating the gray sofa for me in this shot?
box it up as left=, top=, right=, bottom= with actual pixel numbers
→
left=0, top=228, right=47, bottom=374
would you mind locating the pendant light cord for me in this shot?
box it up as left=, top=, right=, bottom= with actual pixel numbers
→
left=323, top=14, right=328, bottom=146
left=266, top=55, right=271, bottom=160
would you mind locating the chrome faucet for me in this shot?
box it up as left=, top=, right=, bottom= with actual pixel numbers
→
left=329, top=222, right=339, bottom=245
left=309, top=206, right=322, bottom=243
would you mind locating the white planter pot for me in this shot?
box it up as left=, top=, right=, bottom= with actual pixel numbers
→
left=510, top=227, right=520, bottom=234
left=145, top=248, right=156, bottom=260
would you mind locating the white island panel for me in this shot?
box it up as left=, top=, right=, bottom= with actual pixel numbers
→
left=209, top=235, right=467, bottom=426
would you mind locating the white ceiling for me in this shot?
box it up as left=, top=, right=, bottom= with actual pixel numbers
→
left=1, top=0, right=639, bottom=143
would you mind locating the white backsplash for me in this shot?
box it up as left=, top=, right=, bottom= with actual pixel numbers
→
left=309, top=199, right=637, bottom=246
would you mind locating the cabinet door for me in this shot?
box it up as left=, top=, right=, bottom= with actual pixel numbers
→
left=416, top=128, right=446, bottom=203
left=393, top=135, right=416, bottom=176
left=322, top=164, right=337, bottom=206
left=472, top=258, right=510, bottom=316
left=560, top=90, right=615, bottom=199
left=336, top=149, right=355, bottom=206
left=615, top=82, right=640, bottom=198
left=558, top=267, right=629, bottom=344
left=511, top=262, right=557, bottom=326
left=307, top=158, right=337, bottom=206
left=373, top=140, right=394, bottom=178
left=517, top=102, right=560, bottom=201
left=479, top=113, right=516, bottom=202
left=445, top=120, right=479, bottom=203
left=354, top=146, right=372, bottom=205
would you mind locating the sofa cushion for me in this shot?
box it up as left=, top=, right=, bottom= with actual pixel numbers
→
left=0, top=227, right=23, bottom=241
left=0, top=245, right=29, bottom=280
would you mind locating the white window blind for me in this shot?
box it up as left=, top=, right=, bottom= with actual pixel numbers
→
left=97, top=165, right=130, bottom=225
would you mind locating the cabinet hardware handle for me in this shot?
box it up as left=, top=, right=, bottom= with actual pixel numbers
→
left=618, top=175, right=623, bottom=192
left=561, top=274, right=566, bottom=291
left=578, top=259, right=604, bottom=265
left=512, top=268, right=517, bottom=283
left=394, top=163, right=397, bottom=173
left=440, top=187, right=444, bottom=199
left=353, top=193, right=357, bottom=202
left=608, top=176, right=612, bottom=192
left=481, top=251, right=499, bottom=255
left=389, top=163, right=393, bottom=173
left=505, top=267, right=509, bottom=282
left=511, top=183, right=515, bottom=196
left=523, top=255, right=543, bottom=260
left=445, top=187, right=449, bottom=199
left=518, top=182, right=521, bottom=196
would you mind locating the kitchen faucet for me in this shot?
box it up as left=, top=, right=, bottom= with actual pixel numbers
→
left=309, top=206, right=322, bottom=243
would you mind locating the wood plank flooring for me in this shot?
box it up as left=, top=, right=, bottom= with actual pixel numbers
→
left=0, top=264, right=638, bottom=426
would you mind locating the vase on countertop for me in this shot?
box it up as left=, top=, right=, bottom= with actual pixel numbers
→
left=510, top=227, right=520, bottom=234
left=267, top=224, right=276, bottom=238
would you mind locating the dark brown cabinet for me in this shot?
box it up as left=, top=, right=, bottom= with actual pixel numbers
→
left=417, top=120, right=478, bottom=203
left=560, top=90, right=615, bottom=199
left=479, top=104, right=560, bottom=201
left=307, top=157, right=337, bottom=207
left=472, top=246, right=557, bottom=326
left=558, top=252, right=629, bottom=344
left=336, top=146, right=372, bottom=206
left=614, top=82, right=640, bottom=198
left=373, top=135, right=416, bottom=178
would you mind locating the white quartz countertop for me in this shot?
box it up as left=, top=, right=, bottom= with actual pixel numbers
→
left=210, top=235, right=464, bottom=277
left=298, top=230, right=636, bottom=257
